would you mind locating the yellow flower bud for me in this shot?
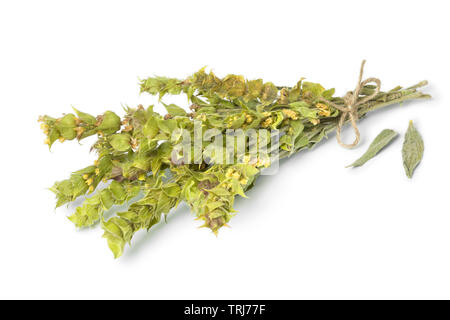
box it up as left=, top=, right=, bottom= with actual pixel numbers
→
left=261, top=117, right=273, bottom=128
left=86, top=178, right=93, bottom=185
left=95, top=168, right=100, bottom=176
left=44, top=138, right=50, bottom=145
left=82, top=174, right=89, bottom=180
left=316, top=103, right=331, bottom=117
left=282, top=109, right=298, bottom=120
left=138, top=174, right=146, bottom=181
left=89, top=186, right=94, bottom=192
left=58, top=137, right=65, bottom=143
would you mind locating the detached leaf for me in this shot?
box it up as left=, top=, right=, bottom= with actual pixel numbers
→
left=402, top=121, right=424, bottom=178
left=347, top=129, right=398, bottom=167
left=109, top=133, right=131, bottom=152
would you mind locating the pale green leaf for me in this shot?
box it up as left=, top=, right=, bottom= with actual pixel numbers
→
left=109, top=134, right=131, bottom=152
left=163, top=103, right=187, bottom=116
left=347, top=129, right=398, bottom=168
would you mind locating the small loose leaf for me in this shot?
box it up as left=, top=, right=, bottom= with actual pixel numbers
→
left=347, top=129, right=398, bottom=167
left=402, top=121, right=424, bottom=178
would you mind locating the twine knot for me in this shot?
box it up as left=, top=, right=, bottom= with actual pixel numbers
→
left=319, top=60, right=381, bottom=148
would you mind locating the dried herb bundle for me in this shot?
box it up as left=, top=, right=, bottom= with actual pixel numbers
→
left=39, top=65, right=429, bottom=258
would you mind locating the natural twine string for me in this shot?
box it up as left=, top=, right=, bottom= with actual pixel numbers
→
left=319, top=60, right=381, bottom=148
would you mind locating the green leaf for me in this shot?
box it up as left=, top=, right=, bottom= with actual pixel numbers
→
left=302, top=81, right=325, bottom=98
left=70, top=174, right=88, bottom=198
left=163, top=103, right=187, bottom=116
left=68, top=201, right=101, bottom=228
left=261, top=82, right=278, bottom=103
left=288, top=78, right=304, bottom=102
left=289, top=101, right=317, bottom=118
left=322, top=88, right=335, bottom=99
left=290, top=120, right=305, bottom=146
left=402, top=121, right=424, bottom=178
left=101, top=217, right=133, bottom=258
left=55, top=114, right=77, bottom=140
left=100, top=189, right=115, bottom=210
left=157, top=118, right=177, bottom=134
left=55, top=180, right=74, bottom=196
left=347, top=129, right=398, bottom=168
left=289, top=102, right=317, bottom=119
left=207, top=201, right=224, bottom=211
left=210, top=187, right=231, bottom=197
left=230, top=114, right=246, bottom=129
left=72, top=107, right=96, bottom=125
left=47, top=127, right=60, bottom=148
left=109, top=181, right=126, bottom=201
left=97, top=111, right=121, bottom=134
left=162, top=183, right=181, bottom=198
left=294, top=135, right=309, bottom=149
left=143, top=116, right=159, bottom=139
left=109, top=134, right=131, bottom=152
left=246, top=79, right=263, bottom=100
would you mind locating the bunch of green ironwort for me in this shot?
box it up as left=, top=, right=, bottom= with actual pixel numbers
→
left=39, top=65, right=429, bottom=258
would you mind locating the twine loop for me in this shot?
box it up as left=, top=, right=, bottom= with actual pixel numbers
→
left=319, top=60, right=381, bottom=148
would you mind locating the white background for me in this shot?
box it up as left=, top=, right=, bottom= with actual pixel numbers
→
left=1, top=0, right=449, bottom=299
